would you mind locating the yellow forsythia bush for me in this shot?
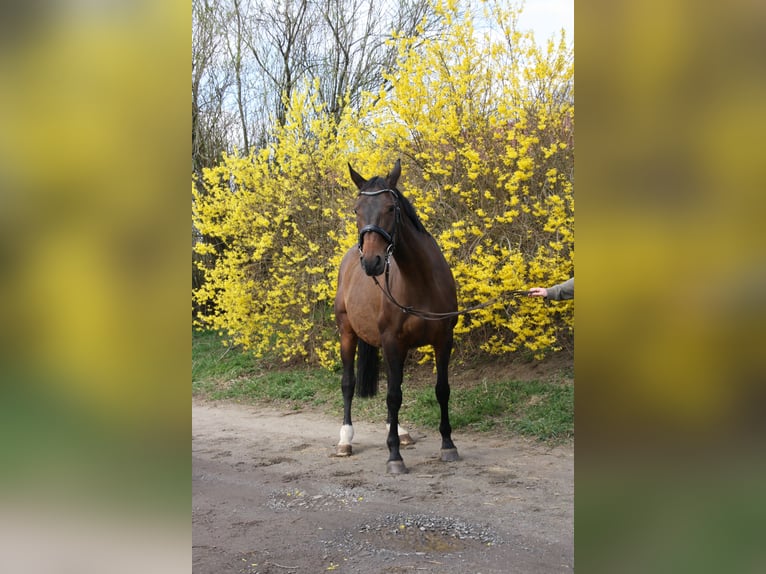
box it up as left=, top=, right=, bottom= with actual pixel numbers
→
left=193, top=1, right=573, bottom=366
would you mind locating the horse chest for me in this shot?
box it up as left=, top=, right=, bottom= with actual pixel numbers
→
left=344, top=286, right=429, bottom=348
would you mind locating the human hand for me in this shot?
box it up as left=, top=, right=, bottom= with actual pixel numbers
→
left=528, top=287, right=548, bottom=297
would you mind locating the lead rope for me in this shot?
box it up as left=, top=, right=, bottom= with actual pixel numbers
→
left=371, top=258, right=531, bottom=321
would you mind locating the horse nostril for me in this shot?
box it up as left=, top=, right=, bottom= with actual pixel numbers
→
left=360, top=254, right=384, bottom=276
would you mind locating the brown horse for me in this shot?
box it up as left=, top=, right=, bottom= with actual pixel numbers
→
left=334, top=159, right=459, bottom=474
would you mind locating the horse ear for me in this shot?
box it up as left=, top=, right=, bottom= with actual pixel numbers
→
left=348, top=163, right=367, bottom=190
left=386, top=159, right=401, bottom=188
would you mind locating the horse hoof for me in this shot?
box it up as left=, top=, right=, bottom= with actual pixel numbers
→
left=440, top=448, right=459, bottom=462
left=399, top=433, right=416, bottom=446
left=336, top=444, right=352, bottom=457
left=387, top=460, right=408, bottom=474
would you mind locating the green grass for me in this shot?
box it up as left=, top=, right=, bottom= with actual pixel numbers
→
left=211, top=370, right=337, bottom=406
left=192, top=330, right=260, bottom=394
left=192, top=330, right=337, bottom=409
left=404, top=378, right=573, bottom=441
left=192, top=329, right=573, bottom=442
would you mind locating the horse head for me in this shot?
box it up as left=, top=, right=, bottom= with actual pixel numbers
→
left=349, top=159, right=402, bottom=277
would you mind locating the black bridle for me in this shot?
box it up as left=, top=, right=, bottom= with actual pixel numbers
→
left=357, top=188, right=400, bottom=257
left=356, top=187, right=530, bottom=321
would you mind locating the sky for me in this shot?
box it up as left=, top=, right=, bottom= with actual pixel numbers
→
left=515, top=0, right=573, bottom=44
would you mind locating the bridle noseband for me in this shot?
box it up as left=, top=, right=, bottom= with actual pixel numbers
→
left=357, top=188, right=400, bottom=258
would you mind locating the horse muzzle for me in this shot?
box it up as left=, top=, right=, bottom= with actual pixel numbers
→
left=360, top=253, right=386, bottom=276
left=358, top=225, right=393, bottom=276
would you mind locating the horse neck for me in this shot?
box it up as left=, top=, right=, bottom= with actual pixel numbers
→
left=393, top=221, right=434, bottom=278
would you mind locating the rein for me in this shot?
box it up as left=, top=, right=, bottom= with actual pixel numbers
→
left=372, top=262, right=531, bottom=321
left=357, top=187, right=530, bottom=321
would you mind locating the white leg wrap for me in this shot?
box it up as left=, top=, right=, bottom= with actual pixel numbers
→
left=339, top=424, right=354, bottom=446
left=386, top=423, right=409, bottom=436
left=387, top=423, right=415, bottom=445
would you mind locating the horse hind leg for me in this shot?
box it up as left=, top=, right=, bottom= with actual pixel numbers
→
left=386, top=422, right=416, bottom=446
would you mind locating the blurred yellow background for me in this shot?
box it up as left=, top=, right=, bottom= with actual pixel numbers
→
left=0, top=3, right=188, bottom=573
left=576, top=0, right=766, bottom=571
left=577, top=0, right=766, bottom=442
left=0, top=3, right=188, bottom=426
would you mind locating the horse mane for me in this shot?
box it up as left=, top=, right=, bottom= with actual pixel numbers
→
left=366, top=176, right=428, bottom=235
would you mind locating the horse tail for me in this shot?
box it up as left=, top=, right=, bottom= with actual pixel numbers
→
left=356, top=340, right=379, bottom=398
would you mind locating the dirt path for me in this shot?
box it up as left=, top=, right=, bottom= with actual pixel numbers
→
left=193, top=400, right=573, bottom=573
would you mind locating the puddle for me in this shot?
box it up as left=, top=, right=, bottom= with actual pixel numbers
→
left=327, top=512, right=503, bottom=558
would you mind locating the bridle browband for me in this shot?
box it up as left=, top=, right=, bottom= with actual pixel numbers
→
left=356, top=187, right=531, bottom=320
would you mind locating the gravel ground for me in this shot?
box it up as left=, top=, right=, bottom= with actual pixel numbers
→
left=193, top=400, right=573, bottom=573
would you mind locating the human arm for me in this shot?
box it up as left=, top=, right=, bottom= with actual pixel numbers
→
left=544, top=277, right=574, bottom=300
left=528, top=277, right=574, bottom=300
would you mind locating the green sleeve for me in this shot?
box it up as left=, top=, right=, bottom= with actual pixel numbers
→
left=547, top=277, right=574, bottom=300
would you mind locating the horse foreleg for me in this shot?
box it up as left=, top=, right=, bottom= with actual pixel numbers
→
left=336, top=329, right=357, bottom=457
left=383, top=344, right=408, bottom=474
left=435, top=338, right=459, bottom=462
